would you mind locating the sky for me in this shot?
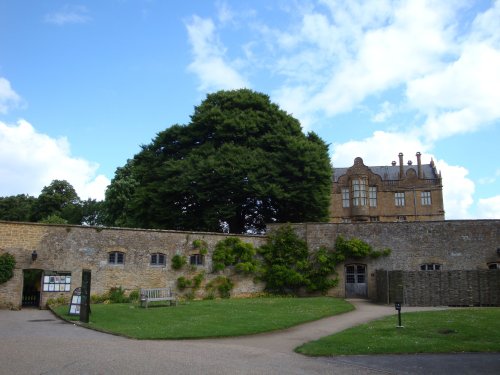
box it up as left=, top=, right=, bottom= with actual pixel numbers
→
left=1, top=0, right=499, bottom=220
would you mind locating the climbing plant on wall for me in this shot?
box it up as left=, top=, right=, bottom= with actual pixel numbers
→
left=0, top=252, right=16, bottom=284
left=212, top=237, right=258, bottom=274
left=210, top=226, right=391, bottom=297
left=259, top=225, right=391, bottom=295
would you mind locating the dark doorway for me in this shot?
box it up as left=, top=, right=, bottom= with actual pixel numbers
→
left=345, top=264, right=368, bottom=298
left=22, top=269, right=43, bottom=307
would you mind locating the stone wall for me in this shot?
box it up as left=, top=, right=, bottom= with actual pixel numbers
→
left=2, top=219, right=499, bottom=309
left=268, top=220, right=500, bottom=300
left=0, top=221, right=266, bottom=309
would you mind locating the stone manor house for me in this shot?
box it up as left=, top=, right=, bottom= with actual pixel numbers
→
left=0, top=154, right=499, bottom=309
left=330, top=152, right=445, bottom=223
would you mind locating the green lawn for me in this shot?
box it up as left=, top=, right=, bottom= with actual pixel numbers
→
left=296, top=308, right=500, bottom=356
left=53, top=297, right=353, bottom=339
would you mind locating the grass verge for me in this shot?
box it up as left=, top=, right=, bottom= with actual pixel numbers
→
left=52, top=297, right=353, bottom=339
left=296, top=308, right=500, bottom=356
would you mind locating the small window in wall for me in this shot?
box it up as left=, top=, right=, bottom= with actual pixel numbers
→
left=370, top=216, right=380, bottom=222
left=369, top=186, right=377, bottom=207
left=109, top=251, right=125, bottom=265
left=395, top=192, right=405, bottom=206
left=341, top=218, right=352, bottom=223
left=150, top=253, right=166, bottom=266
left=190, top=254, right=204, bottom=266
left=421, top=191, right=432, bottom=206
left=341, top=188, right=350, bottom=208
left=420, top=263, right=441, bottom=271
left=488, top=263, right=500, bottom=270
left=397, top=215, right=407, bottom=222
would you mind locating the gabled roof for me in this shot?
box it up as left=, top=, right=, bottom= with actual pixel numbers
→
left=333, top=164, right=438, bottom=182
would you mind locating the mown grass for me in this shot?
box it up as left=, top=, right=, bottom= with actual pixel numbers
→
left=53, top=297, right=353, bottom=339
left=296, top=308, right=500, bottom=356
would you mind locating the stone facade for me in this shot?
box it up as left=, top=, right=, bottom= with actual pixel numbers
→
left=0, top=221, right=265, bottom=309
left=330, top=152, right=445, bottom=223
left=1, top=219, right=499, bottom=309
left=269, top=220, right=500, bottom=301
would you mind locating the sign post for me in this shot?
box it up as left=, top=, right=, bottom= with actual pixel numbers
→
left=80, top=269, right=91, bottom=323
left=395, top=301, right=403, bottom=328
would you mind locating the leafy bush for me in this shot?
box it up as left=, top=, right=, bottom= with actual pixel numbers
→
left=192, top=239, right=208, bottom=255
left=171, top=254, right=186, bottom=270
left=192, top=271, right=205, bottom=289
left=108, top=286, right=129, bottom=303
left=259, top=225, right=311, bottom=294
left=0, top=252, right=16, bottom=284
left=128, top=289, right=140, bottom=302
left=206, top=276, right=233, bottom=298
left=177, top=276, right=192, bottom=290
left=46, top=295, right=68, bottom=307
left=91, top=293, right=109, bottom=304
left=212, top=237, right=257, bottom=273
left=334, top=235, right=391, bottom=260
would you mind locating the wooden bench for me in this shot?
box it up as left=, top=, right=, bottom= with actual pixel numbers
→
left=140, top=287, right=177, bottom=308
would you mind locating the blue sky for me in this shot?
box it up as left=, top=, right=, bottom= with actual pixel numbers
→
left=1, top=0, right=499, bottom=219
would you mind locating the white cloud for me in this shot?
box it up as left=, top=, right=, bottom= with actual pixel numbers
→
left=436, top=160, right=475, bottom=220
left=331, top=130, right=427, bottom=167
left=186, top=15, right=249, bottom=92
left=408, top=43, right=500, bottom=141
left=372, top=101, right=397, bottom=123
left=0, top=120, right=109, bottom=200
left=267, top=0, right=457, bottom=122
left=44, top=5, right=91, bottom=25
left=477, top=196, right=500, bottom=219
left=0, top=77, right=22, bottom=114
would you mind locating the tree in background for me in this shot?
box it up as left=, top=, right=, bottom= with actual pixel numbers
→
left=104, top=89, right=332, bottom=233
left=0, top=180, right=105, bottom=226
left=0, top=194, right=36, bottom=222
left=31, top=179, right=81, bottom=224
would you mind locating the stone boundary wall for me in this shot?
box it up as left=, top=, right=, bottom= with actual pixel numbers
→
left=2, top=219, right=499, bottom=309
left=269, top=220, right=500, bottom=301
left=0, top=221, right=266, bottom=309
left=376, top=270, right=500, bottom=306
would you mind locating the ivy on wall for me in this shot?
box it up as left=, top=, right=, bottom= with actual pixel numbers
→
left=212, top=225, right=391, bottom=296
left=0, top=252, right=16, bottom=284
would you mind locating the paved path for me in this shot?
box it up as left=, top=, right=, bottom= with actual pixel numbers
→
left=0, top=300, right=498, bottom=374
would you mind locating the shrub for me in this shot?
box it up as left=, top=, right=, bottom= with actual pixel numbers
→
left=108, top=286, right=129, bottom=303
left=0, top=252, right=16, bottom=284
left=206, top=276, right=233, bottom=299
left=192, top=239, right=208, bottom=255
left=212, top=237, right=257, bottom=273
left=203, top=292, right=216, bottom=300
left=46, top=295, right=68, bottom=307
left=171, top=254, right=186, bottom=270
left=128, top=289, right=140, bottom=302
left=91, top=293, right=109, bottom=304
left=177, top=276, right=192, bottom=290
left=192, top=271, right=205, bottom=289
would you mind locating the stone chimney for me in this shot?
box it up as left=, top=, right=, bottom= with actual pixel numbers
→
left=398, top=152, right=404, bottom=178
left=416, top=152, right=422, bottom=178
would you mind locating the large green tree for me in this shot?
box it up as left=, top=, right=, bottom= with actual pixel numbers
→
left=31, top=179, right=82, bottom=224
left=0, top=194, right=36, bottom=222
left=105, top=89, right=332, bottom=233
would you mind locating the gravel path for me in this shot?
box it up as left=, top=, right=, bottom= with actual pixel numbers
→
left=0, top=299, right=498, bottom=375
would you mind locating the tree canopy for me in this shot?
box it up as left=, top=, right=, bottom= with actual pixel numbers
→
left=105, top=89, right=332, bottom=233
left=0, top=180, right=105, bottom=226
